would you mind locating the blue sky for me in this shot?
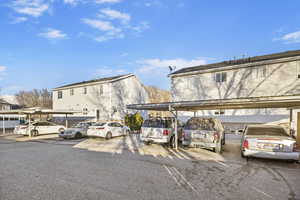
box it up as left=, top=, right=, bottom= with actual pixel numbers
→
left=0, top=0, right=300, bottom=95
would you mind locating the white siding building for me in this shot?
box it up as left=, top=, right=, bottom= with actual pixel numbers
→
left=52, top=74, right=149, bottom=121
left=169, top=50, right=300, bottom=133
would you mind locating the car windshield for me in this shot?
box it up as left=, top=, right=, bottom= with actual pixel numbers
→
left=246, top=127, right=289, bottom=137
left=94, top=122, right=106, bottom=126
left=73, top=123, right=85, bottom=128
left=142, top=119, right=172, bottom=128
left=185, top=118, right=216, bottom=131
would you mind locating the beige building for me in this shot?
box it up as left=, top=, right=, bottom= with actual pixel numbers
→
left=169, top=50, right=300, bottom=136
left=53, top=74, right=149, bottom=121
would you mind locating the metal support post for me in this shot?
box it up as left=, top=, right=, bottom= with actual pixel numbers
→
left=28, top=114, right=32, bottom=137
left=169, top=105, right=178, bottom=150
left=65, top=114, right=68, bottom=128
left=2, top=115, right=5, bottom=135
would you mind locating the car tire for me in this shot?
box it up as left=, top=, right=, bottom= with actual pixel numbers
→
left=214, top=141, right=222, bottom=154
left=31, top=130, right=38, bottom=137
left=222, top=135, right=225, bottom=145
left=106, top=132, right=112, bottom=140
left=75, top=132, right=82, bottom=139
left=144, top=141, right=150, bottom=145
left=59, top=128, right=64, bottom=133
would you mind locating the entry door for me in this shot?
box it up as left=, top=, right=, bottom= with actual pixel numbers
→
left=297, top=113, right=300, bottom=146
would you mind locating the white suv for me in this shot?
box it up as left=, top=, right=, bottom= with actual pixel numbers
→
left=140, top=118, right=182, bottom=148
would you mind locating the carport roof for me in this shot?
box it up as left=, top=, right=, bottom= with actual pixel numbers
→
left=127, top=95, right=300, bottom=111
left=0, top=108, right=80, bottom=115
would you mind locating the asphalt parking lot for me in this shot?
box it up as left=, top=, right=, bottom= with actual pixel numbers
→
left=0, top=133, right=299, bottom=200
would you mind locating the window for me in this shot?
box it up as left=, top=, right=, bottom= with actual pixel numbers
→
left=215, top=72, right=227, bottom=83
left=70, top=89, right=74, bottom=96
left=83, top=87, right=87, bottom=94
left=297, top=62, right=300, bottom=79
left=58, top=91, right=63, bottom=99
left=215, top=110, right=225, bottom=115
left=99, top=85, right=103, bottom=95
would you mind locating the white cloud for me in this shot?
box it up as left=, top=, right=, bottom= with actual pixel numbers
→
left=279, top=30, right=300, bottom=43
left=11, top=16, right=28, bottom=24
left=137, top=58, right=206, bottom=74
left=0, top=66, right=7, bottom=72
left=99, top=8, right=131, bottom=24
left=95, top=0, right=122, bottom=4
left=82, top=18, right=120, bottom=32
left=10, top=0, right=50, bottom=17
left=63, top=0, right=79, bottom=5
left=95, top=67, right=126, bottom=77
left=130, top=21, right=150, bottom=33
left=38, top=28, right=68, bottom=39
left=82, top=18, right=124, bottom=42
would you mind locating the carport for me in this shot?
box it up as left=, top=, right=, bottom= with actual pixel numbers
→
left=0, top=107, right=80, bottom=137
left=127, top=95, right=300, bottom=149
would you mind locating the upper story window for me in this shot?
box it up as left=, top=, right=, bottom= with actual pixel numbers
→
left=215, top=72, right=227, bottom=83
left=83, top=87, right=87, bottom=94
left=70, top=89, right=74, bottom=96
left=215, top=110, right=225, bottom=115
left=58, top=91, right=63, bottom=99
left=99, top=85, right=104, bottom=95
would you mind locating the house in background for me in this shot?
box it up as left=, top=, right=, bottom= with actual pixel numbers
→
left=169, top=50, right=300, bottom=131
left=52, top=74, right=149, bottom=122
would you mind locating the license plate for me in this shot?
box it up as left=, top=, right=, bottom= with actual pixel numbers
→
left=257, top=143, right=280, bottom=151
left=192, top=134, right=205, bottom=139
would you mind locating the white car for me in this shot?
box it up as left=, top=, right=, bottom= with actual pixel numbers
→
left=241, top=125, right=299, bottom=161
left=14, top=121, right=65, bottom=136
left=87, top=122, right=130, bottom=139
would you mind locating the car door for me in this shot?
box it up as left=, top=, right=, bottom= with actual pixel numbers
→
left=35, top=122, right=48, bottom=134
left=115, top=123, right=124, bottom=136
left=108, top=123, right=118, bottom=137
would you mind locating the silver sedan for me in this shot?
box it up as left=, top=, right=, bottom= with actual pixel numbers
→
left=59, top=122, right=95, bottom=139
left=241, top=125, right=299, bottom=161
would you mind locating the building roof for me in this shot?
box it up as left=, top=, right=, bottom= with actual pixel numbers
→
left=170, top=49, right=300, bottom=76
left=54, top=74, right=134, bottom=90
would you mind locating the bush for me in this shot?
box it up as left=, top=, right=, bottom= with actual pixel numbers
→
left=124, top=112, right=144, bottom=131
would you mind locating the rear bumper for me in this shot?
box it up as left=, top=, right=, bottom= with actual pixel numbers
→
left=59, top=133, right=75, bottom=139
left=182, top=140, right=216, bottom=148
left=243, top=149, right=300, bottom=161
left=140, top=136, right=169, bottom=144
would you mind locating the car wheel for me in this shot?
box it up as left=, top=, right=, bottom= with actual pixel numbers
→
left=169, top=136, right=176, bottom=149
left=75, top=132, right=82, bottom=139
left=31, top=130, right=39, bottom=137
left=222, top=136, right=225, bottom=145
left=214, top=141, right=222, bottom=154
left=59, top=128, right=64, bottom=133
left=106, top=132, right=112, bottom=140
left=144, top=141, right=150, bottom=145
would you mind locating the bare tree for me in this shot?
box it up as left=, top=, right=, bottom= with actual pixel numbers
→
left=15, top=89, right=52, bottom=108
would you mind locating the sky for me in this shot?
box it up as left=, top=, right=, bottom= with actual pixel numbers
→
left=0, top=0, right=300, bottom=95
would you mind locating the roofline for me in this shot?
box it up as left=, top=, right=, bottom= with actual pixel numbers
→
left=53, top=74, right=135, bottom=91
left=169, top=50, right=300, bottom=78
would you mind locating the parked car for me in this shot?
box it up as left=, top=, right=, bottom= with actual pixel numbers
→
left=140, top=117, right=183, bottom=148
left=241, top=125, right=299, bottom=161
left=14, top=121, right=65, bottom=136
left=59, top=122, right=95, bottom=139
left=182, top=117, right=225, bottom=153
left=87, top=122, right=130, bottom=139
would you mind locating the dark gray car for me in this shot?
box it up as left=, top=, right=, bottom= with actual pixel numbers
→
left=59, top=122, right=95, bottom=139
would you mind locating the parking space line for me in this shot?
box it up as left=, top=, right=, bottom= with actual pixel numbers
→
left=176, top=150, right=191, bottom=160
left=169, top=149, right=184, bottom=159
left=172, top=167, right=199, bottom=195
left=252, top=186, right=273, bottom=198
left=163, top=165, right=181, bottom=186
